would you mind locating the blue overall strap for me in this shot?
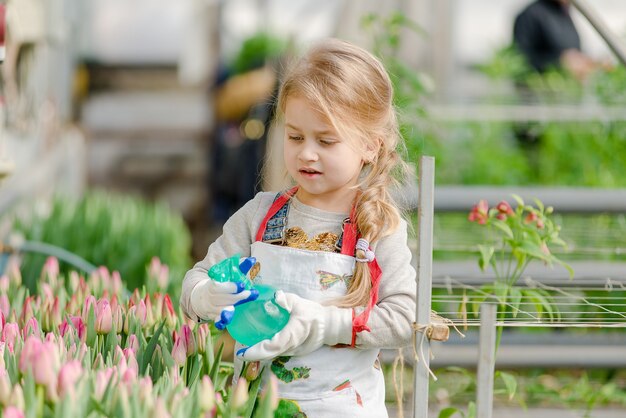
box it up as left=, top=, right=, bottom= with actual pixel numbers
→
left=261, top=189, right=347, bottom=252
left=261, top=192, right=291, bottom=244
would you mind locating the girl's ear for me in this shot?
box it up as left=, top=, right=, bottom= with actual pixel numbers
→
left=363, top=137, right=381, bottom=164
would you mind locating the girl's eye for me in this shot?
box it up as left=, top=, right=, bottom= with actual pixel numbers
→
left=288, top=135, right=303, bottom=141
left=319, top=138, right=336, bottom=145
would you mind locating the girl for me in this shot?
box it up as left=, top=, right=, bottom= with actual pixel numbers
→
left=181, top=38, right=416, bottom=417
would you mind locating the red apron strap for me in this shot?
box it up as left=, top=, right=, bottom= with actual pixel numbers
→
left=255, top=187, right=298, bottom=242
left=351, top=259, right=382, bottom=345
left=345, top=204, right=383, bottom=345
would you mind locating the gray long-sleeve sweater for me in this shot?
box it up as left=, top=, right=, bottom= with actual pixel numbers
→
left=180, top=192, right=417, bottom=349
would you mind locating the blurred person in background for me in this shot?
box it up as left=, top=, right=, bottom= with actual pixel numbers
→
left=208, top=33, right=287, bottom=227
left=513, top=0, right=603, bottom=81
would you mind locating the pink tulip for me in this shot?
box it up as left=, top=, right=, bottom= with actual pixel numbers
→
left=138, top=376, right=153, bottom=404
left=162, top=295, right=177, bottom=329
left=57, top=360, right=82, bottom=399
left=198, top=375, right=215, bottom=412
left=468, top=200, right=489, bottom=225
left=0, top=369, right=11, bottom=405
left=7, top=259, right=21, bottom=288
left=196, top=323, right=209, bottom=354
left=0, top=294, right=10, bottom=319
left=171, top=337, right=187, bottom=367
left=149, top=257, right=170, bottom=290
left=153, top=397, right=171, bottom=418
left=41, top=297, right=61, bottom=333
left=95, top=299, right=113, bottom=335
left=82, top=295, right=97, bottom=322
left=3, top=406, right=25, bottom=418
left=231, top=379, right=249, bottom=409
left=123, top=348, right=139, bottom=376
left=42, top=257, right=60, bottom=283
left=22, top=317, right=41, bottom=340
left=136, top=300, right=148, bottom=326
left=112, top=304, right=124, bottom=335
left=19, top=297, right=35, bottom=328
left=143, top=295, right=155, bottom=327
left=0, top=275, right=8, bottom=293
left=182, top=324, right=196, bottom=357
left=126, top=334, right=139, bottom=353
left=61, top=316, right=86, bottom=342
left=8, top=384, right=25, bottom=410
left=19, top=337, right=59, bottom=394
left=2, top=323, right=19, bottom=352
left=94, top=368, right=116, bottom=401
left=111, top=271, right=123, bottom=295
left=265, top=374, right=279, bottom=409
left=130, top=289, right=142, bottom=307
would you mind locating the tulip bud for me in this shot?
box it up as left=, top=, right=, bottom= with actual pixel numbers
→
left=57, top=360, right=82, bottom=399
left=196, top=323, right=209, bottom=355
left=7, top=260, right=21, bottom=289
left=143, top=295, right=155, bottom=328
left=42, top=257, right=60, bottom=283
left=111, top=271, right=123, bottom=297
left=198, top=375, right=215, bottom=412
left=182, top=325, right=196, bottom=357
left=0, top=276, right=8, bottom=293
left=9, top=384, right=25, bottom=410
left=171, top=337, right=187, bottom=367
left=0, top=369, right=12, bottom=405
left=82, top=295, right=97, bottom=323
left=19, top=297, right=35, bottom=328
left=136, top=376, right=154, bottom=411
left=265, top=374, right=279, bottom=409
left=244, top=361, right=261, bottom=381
left=2, top=323, right=20, bottom=352
left=95, top=299, right=113, bottom=335
left=162, top=295, right=177, bottom=329
left=126, top=334, right=139, bottom=353
left=3, top=406, right=25, bottom=418
left=153, top=397, right=171, bottom=418
left=22, top=317, right=41, bottom=340
left=231, top=379, right=249, bottom=410
left=0, top=294, right=10, bottom=319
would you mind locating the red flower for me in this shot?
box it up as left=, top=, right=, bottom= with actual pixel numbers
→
left=496, top=201, right=514, bottom=215
left=468, top=200, right=489, bottom=224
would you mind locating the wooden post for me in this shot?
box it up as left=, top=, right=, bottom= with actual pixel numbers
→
left=476, top=303, right=497, bottom=418
left=412, top=156, right=435, bottom=418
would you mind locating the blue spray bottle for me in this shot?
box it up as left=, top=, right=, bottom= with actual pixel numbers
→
left=207, top=255, right=290, bottom=346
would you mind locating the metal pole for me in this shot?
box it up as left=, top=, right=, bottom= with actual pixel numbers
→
left=412, top=156, right=435, bottom=418
left=570, top=0, right=626, bottom=66
left=476, top=303, right=497, bottom=418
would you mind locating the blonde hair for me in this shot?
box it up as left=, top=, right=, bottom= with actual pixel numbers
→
left=276, top=38, right=408, bottom=308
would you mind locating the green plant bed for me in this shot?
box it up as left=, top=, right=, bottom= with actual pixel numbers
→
left=7, top=190, right=192, bottom=296
left=426, top=213, right=626, bottom=262
left=383, top=362, right=626, bottom=418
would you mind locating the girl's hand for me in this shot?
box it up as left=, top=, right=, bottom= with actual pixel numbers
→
left=237, top=291, right=353, bottom=361
left=190, top=279, right=258, bottom=329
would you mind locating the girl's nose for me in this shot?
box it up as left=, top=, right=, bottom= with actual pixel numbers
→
left=298, top=141, right=319, bottom=161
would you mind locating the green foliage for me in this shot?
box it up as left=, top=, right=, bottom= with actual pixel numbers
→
left=10, top=191, right=192, bottom=294
left=231, top=32, right=288, bottom=74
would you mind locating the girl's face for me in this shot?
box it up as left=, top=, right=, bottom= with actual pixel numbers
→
left=283, top=96, right=364, bottom=213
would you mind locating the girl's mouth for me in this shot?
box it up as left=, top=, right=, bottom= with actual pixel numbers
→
left=299, top=168, right=321, bottom=176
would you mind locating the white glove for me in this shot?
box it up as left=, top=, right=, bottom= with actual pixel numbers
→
left=190, top=278, right=259, bottom=329
left=237, top=291, right=353, bottom=361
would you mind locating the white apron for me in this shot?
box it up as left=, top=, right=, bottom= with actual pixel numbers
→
left=233, top=240, right=388, bottom=418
